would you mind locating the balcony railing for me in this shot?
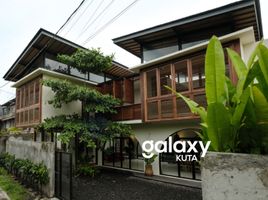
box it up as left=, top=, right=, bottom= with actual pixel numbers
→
left=112, top=104, right=141, bottom=121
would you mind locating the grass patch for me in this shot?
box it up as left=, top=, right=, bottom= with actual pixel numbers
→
left=0, top=167, right=32, bottom=200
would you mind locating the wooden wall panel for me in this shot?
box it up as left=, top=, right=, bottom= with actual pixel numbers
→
left=123, top=78, right=134, bottom=104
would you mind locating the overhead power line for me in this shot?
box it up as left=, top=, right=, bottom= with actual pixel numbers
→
left=76, top=0, right=105, bottom=40
left=1, top=0, right=87, bottom=87
left=63, top=0, right=95, bottom=37
left=56, top=0, right=88, bottom=35
left=0, top=81, right=10, bottom=89
left=82, top=0, right=140, bottom=45
left=79, top=0, right=115, bottom=39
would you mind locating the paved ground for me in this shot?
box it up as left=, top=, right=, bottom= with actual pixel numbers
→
left=73, top=168, right=202, bottom=200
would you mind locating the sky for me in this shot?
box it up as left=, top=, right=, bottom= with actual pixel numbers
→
left=0, top=0, right=267, bottom=104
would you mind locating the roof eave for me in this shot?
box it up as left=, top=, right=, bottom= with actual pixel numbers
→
left=112, top=0, right=256, bottom=43
left=130, top=27, right=256, bottom=72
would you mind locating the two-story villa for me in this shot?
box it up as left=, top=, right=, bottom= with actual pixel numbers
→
left=3, top=0, right=263, bottom=186
left=100, top=0, right=263, bottom=182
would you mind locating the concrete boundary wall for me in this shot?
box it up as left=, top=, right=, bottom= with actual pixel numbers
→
left=6, top=136, right=55, bottom=197
left=201, top=152, right=268, bottom=200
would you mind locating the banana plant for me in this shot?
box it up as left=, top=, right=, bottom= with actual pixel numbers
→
left=166, top=36, right=268, bottom=154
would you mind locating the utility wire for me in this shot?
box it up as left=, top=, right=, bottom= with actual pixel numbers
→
left=0, top=82, right=10, bottom=89
left=82, top=0, right=140, bottom=45
left=79, top=0, right=115, bottom=39
left=2, top=0, right=87, bottom=86
left=76, top=0, right=105, bottom=40
left=63, top=0, right=95, bottom=37
left=56, top=0, right=87, bottom=35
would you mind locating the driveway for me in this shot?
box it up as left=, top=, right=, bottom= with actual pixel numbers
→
left=73, top=168, right=202, bottom=200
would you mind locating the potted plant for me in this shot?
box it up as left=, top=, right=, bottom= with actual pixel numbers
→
left=166, top=36, right=268, bottom=199
left=144, top=153, right=157, bottom=176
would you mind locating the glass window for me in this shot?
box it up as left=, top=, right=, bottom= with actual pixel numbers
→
left=174, top=60, right=189, bottom=92
left=89, top=73, right=105, bottom=83
left=143, top=39, right=178, bottom=62
left=29, top=84, right=34, bottom=105
left=161, top=99, right=173, bottom=118
left=25, top=87, right=29, bottom=107
left=16, top=90, right=20, bottom=109
left=176, top=98, right=191, bottom=117
left=35, top=81, right=39, bottom=104
left=192, top=55, right=205, bottom=90
left=159, top=65, right=172, bottom=96
left=70, top=67, right=87, bottom=79
left=146, top=70, right=157, bottom=98
left=182, top=39, right=207, bottom=50
left=34, top=108, right=39, bottom=122
left=29, top=109, right=34, bottom=123
left=143, top=45, right=178, bottom=62
left=45, top=58, right=68, bottom=74
left=21, top=87, right=24, bottom=108
left=103, top=140, right=114, bottom=166
left=19, top=112, right=23, bottom=124
left=147, top=101, right=158, bottom=120
left=24, top=110, right=28, bottom=124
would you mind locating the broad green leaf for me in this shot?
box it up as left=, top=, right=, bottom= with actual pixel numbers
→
left=245, top=61, right=268, bottom=101
left=244, top=61, right=260, bottom=88
left=256, top=44, right=268, bottom=85
left=207, top=103, right=231, bottom=151
left=225, top=76, right=236, bottom=104
left=205, top=36, right=226, bottom=104
left=231, top=87, right=250, bottom=129
left=227, top=48, right=248, bottom=100
left=247, top=41, right=261, bottom=68
left=227, top=48, right=247, bottom=79
left=252, top=86, right=268, bottom=125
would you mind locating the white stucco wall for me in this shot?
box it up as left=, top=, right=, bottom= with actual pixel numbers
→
left=41, top=74, right=83, bottom=121
left=241, top=41, right=257, bottom=65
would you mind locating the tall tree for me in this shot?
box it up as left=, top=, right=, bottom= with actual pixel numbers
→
left=38, top=48, right=131, bottom=150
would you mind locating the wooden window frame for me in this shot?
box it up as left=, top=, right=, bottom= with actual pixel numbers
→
left=15, top=76, right=42, bottom=128
left=142, top=40, right=240, bottom=122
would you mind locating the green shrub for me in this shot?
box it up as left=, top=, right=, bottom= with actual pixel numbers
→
left=166, top=37, right=268, bottom=154
left=0, top=153, right=49, bottom=188
left=76, top=165, right=99, bottom=177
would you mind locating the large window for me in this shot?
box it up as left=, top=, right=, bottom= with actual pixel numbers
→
left=143, top=39, right=178, bottom=62
left=144, top=55, right=206, bottom=121
left=143, top=41, right=239, bottom=121
left=44, top=56, right=106, bottom=83
left=16, top=77, right=41, bottom=127
left=160, top=129, right=201, bottom=180
left=174, top=60, right=189, bottom=92
left=146, top=70, right=157, bottom=98
left=159, top=65, right=172, bottom=96
left=103, top=137, right=143, bottom=171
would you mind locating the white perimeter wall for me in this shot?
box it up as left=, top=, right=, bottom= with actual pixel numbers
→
left=6, top=136, right=55, bottom=197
